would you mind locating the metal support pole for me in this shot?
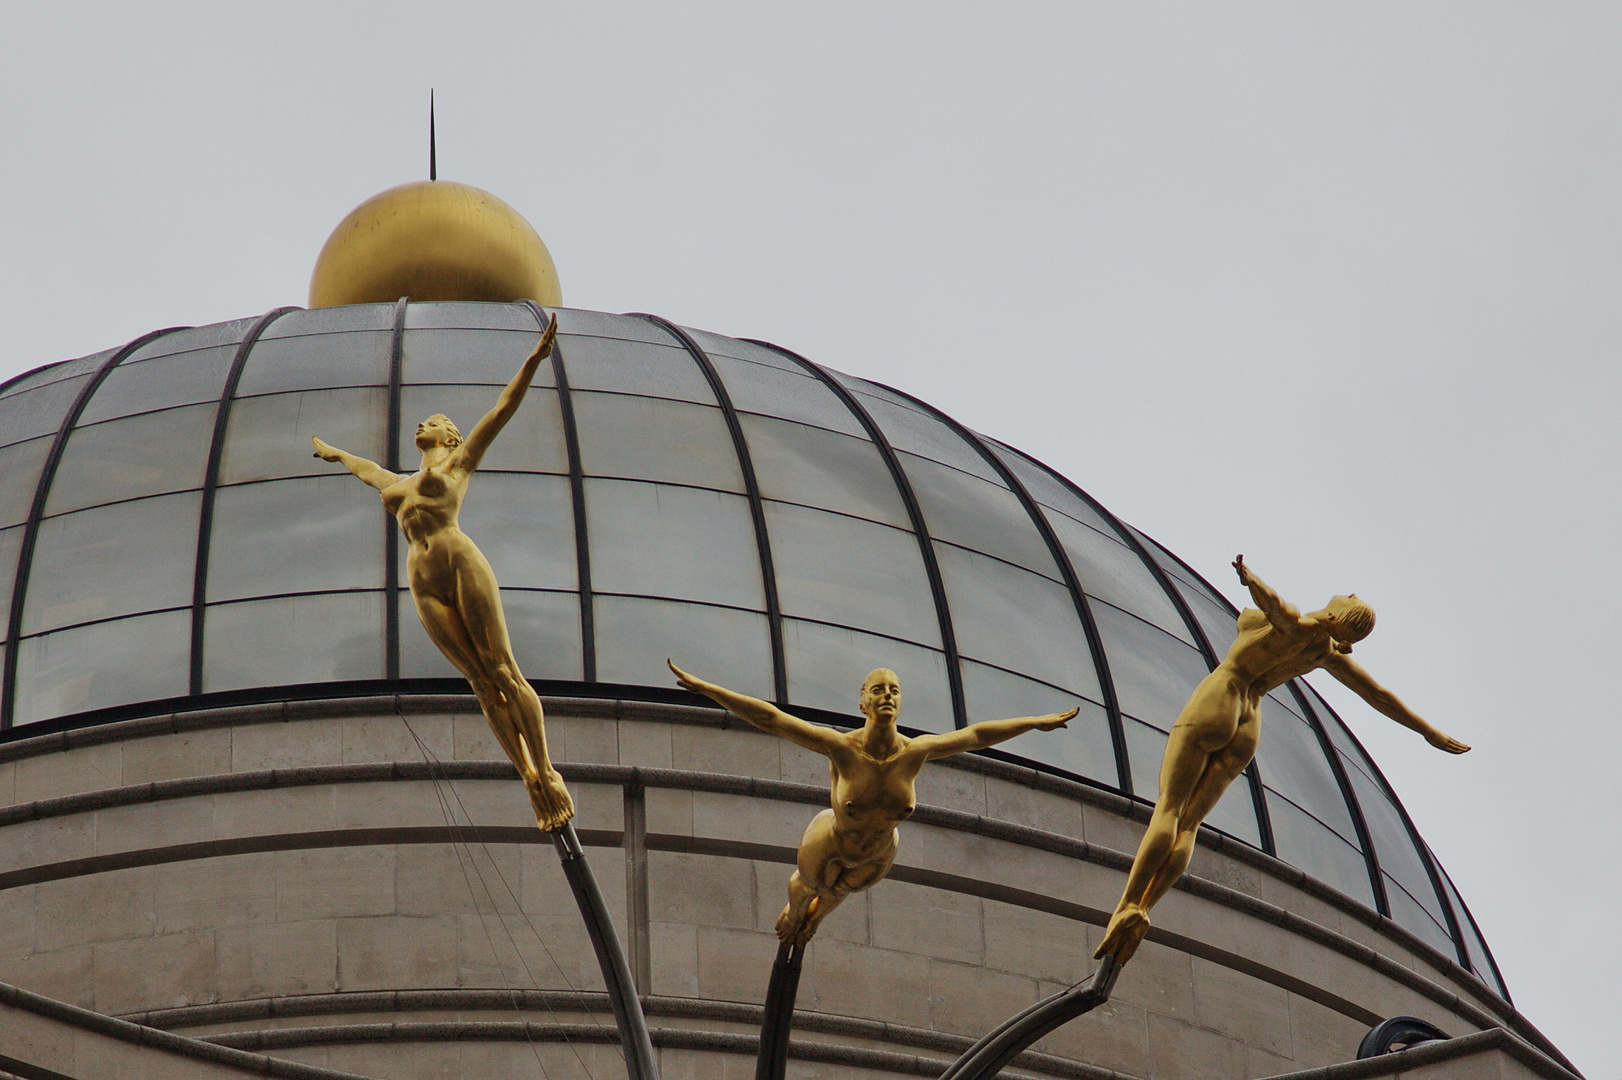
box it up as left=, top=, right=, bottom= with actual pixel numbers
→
left=550, top=822, right=660, bottom=1080
left=938, top=956, right=1120, bottom=1080
left=755, top=940, right=805, bottom=1080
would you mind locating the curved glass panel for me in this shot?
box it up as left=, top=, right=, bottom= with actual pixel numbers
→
left=961, top=661, right=1115, bottom=786
left=1340, top=762, right=1447, bottom=927
left=398, top=587, right=582, bottom=683
left=585, top=480, right=764, bottom=610
left=1435, top=859, right=1506, bottom=994
left=79, top=345, right=236, bottom=424
left=260, top=305, right=396, bottom=337
left=405, top=302, right=543, bottom=332
left=573, top=393, right=743, bottom=491
left=0, top=436, right=54, bottom=529
left=1090, top=601, right=1211, bottom=727
left=1, top=350, right=114, bottom=398
left=707, top=355, right=867, bottom=437
left=395, top=472, right=576, bottom=593
left=554, top=310, right=675, bottom=345
left=1252, top=695, right=1359, bottom=842
left=208, top=477, right=384, bottom=602
left=13, top=609, right=190, bottom=725
left=682, top=329, right=804, bottom=374
left=44, top=403, right=214, bottom=515
left=1383, top=874, right=1457, bottom=956
left=202, top=591, right=385, bottom=692
left=783, top=618, right=951, bottom=730
left=124, top=319, right=256, bottom=359
left=935, top=542, right=1098, bottom=700
left=1040, top=510, right=1191, bottom=644
left=235, top=331, right=393, bottom=396
left=764, top=501, right=939, bottom=647
left=742, top=416, right=907, bottom=526
left=1264, top=791, right=1376, bottom=907
left=401, top=328, right=554, bottom=386
left=219, top=387, right=388, bottom=486
left=986, top=442, right=1121, bottom=538
left=398, top=385, right=567, bottom=475
left=902, top=453, right=1059, bottom=576
left=1128, top=527, right=1242, bottom=654
left=838, top=380, right=1000, bottom=481
left=558, top=337, right=715, bottom=404
left=596, top=596, right=772, bottom=699
left=0, top=373, right=92, bottom=448
left=24, top=491, right=200, bottom=635
left=0, top=524, right=24, bottom=640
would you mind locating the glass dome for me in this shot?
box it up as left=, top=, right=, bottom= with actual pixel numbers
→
left=0, top=300, right=1507, bottom=998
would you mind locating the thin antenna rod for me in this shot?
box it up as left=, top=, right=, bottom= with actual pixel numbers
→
left=430, top=89, right=437, bottom=181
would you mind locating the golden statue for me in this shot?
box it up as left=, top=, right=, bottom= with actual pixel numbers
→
left=313, top=315, right=574, bottom=831
left=1094, top=555, right=1470, bottom=965
left=668, top=660, right=1077, bottom=944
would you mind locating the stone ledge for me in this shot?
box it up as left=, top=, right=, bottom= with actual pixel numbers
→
left=1256, top=1027, right=1582, bottom=1080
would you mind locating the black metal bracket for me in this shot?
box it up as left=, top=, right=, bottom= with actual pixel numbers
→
left=938, top=956, right=1120, bottom=1080
left=754, top=938, right=805, bottom=1080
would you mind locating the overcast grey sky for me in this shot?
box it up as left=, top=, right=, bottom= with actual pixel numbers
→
left=2, top=3, right=1617, bottom=1074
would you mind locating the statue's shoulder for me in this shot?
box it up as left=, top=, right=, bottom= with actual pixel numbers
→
left=1236, top=607, right=1268, bottom=629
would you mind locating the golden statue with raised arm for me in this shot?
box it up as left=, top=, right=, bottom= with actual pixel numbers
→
left=669, top=660, right=1077, bottom=944
left=312, top=314, right=574, bottom=831
left=1095, top=555, right=1470, bottom=965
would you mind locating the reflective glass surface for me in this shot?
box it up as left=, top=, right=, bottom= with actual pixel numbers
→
left=902, top=453, right=1059, bottom=575
left=1342, top=762, right=1447, bottom=924
left=1252, top=695, right=1359, bottom=842
left=398, top=385, right=567, bottom=475
left=1436, top=861, right=1504, bottom=993
left=1091, top=601, right=1212, bottom=726
left=398, top=588, right=582, bottom=682
left=841, top=381, right=1000, bottom=481
left=235, top=331, right=393, bottom=396
left=1, top=350, right=114, bottom=398
left=13, top=610, right=190, bottom=725
left=1174, top=581, right=1241, bottom=658
left=203, top=592, right=385, bottom=692
left=124, top=320, right=256, bottom=358
left=554, top=310, right=675, bottom=344
left=742, top=416, right=907, bottom=526
left=961, top=661, right=1116, bottom=786
left=23, top=492, right=200, bottom=635
left=406, top=302, right=545, bottom=331
left=585, top=480, right=764, bottom=609
left=573, top=393, right=743, bottom=491
left=0, top=437, right=54, bottom=529
left=209, top=476, right=385, bottom=601
left=1041, top=510, right=1191, bottom=643
left=260, top=305, right=395, bottom=337
left=402, top=328, right=555, bottom=386
left=1384, top=874, right=1457, bottom=956
left=0, top=524, right=24, bottom=637
left=708, top=355, right=867, bottom=436
left=682, top=329, right=804, bottom=373
left=0, top=374, right=92, bottom=448
left=783, top=618, right=951, bottom=729
left=558, top=337, right=715, bottom=404
left=395, top=472, right=576, bottom=592
left=1265, top=791, right=1377, bottom=907
left=764, top=501, right=940, bottom=647
left=987, top=442, right=1121, bottom=538
left=79, top=345, right=236, bottom=424
left=44, top=404, right=214, bottom=515
left=596, top=596, right=772, bottom=699
left=219, top=387, right=388, bottom=486
left=935, top=542, right=1098, bottom=699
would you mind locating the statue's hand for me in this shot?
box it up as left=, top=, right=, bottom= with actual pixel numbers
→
left=1427, top=729, right=1471, bottom=754
left=1034, top=707, right=1079, bottom=731
left=668, top=659, right=707, bottom=695
left=1233, top=554, right=1256, bottom=587
left=312, top=436, right=341, bottom=462
left=534, top=313, right=559, bottom=360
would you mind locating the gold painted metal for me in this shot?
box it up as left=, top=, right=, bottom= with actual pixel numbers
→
left=1095, top=556, right=1470, bottom=966
left=669, top=661, right=1076, bottom=944
left=313, top=315, right=574, bottom=830
left=309, top=180, right=562, bottom=308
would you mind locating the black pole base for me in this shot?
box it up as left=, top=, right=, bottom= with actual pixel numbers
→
left=939, top=955, right=1120, bottom=1080
left=755, top=939, right=805, bottom=1080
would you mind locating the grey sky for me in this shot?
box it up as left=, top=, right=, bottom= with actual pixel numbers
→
left=2, top=3, right=1616, bottom=1073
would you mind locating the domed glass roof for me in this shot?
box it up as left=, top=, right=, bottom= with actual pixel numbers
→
left=0, top=301, right=1505, bottom=998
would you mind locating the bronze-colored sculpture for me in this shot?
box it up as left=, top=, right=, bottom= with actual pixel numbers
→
left=313, top=315, right=574, bottom=830
left=1094, top=555, right=1470, bottom=965
left=669, top=660, right=1077, bottom=944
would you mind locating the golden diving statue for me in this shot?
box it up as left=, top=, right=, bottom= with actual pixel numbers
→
left=312, top=315, right=574, bottom=831
left=669, top=661, right=1076, bottom=944
left=1095, top=555, right=1470, bottom=965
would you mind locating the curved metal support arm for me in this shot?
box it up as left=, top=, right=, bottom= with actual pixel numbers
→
left=549, top=822, right=660, bottom=1080
left=938, top=956, right=1120, bottom=1080
left=755, top=940, right=805, bottom=1080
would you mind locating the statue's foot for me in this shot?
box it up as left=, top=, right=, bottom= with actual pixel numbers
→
left=1094, top=905, right=1150, bottom=966
left=775, top=902, right=820, bottom=946
left=527, top=770, right=575, bottom=832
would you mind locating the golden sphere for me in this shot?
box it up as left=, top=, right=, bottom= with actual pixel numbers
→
left=309, top=181, right=561, bottom=308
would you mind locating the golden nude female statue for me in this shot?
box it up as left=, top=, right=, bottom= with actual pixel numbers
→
left=312, top=314, right=574, bottom=831
left=668, top=660, right=1077, bottom=944
left=1094, top=555, right=1470, bottom=965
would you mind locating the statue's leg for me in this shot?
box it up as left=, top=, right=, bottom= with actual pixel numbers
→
left=796, top=829, right=898, bottom=944
left=414, top=592, right=531, bottom=773
left=778, top=810, right=838, bottom=942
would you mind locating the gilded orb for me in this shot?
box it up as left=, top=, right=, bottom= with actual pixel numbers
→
left=309, top=181, right=562, bottom=308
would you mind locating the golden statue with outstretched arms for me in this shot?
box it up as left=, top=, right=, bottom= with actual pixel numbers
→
left=669, top=660, right=1077, bottom=944
left=1095, top=555, right=1469, bottom=965
left=312, top=314, right=574, bottom=831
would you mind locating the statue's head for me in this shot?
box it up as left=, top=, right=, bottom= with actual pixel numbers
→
left=1321, top=594, right=1375, bottom=645
left=859, top=669, right=901, bottom=723
left=416, top=413, right=463, bottom=452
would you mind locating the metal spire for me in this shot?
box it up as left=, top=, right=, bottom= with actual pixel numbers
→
left=430, top=89, right=437, bottom=181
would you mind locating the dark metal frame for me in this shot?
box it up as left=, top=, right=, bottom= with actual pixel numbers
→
left=190, top=308, right=300, bottom=695
left=636, top=316, right=788, bottom=702
left=742, top=341, right=968, bottom=727
left=382, top=298, right=409, bottom=680
left=1, top=326, right=189, bottom=729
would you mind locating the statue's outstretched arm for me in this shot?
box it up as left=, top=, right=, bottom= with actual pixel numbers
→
left=313, top=437, right=402, bottom=493
left=1322, top=652, right=1470, bottom=754
left=1233, top=555, right=1308, bottom=635
left=457, top=313, right=558, bottom=472
left=669, top=660, right=843, bottom=756
left=913, top=707, right=1077, bottom=761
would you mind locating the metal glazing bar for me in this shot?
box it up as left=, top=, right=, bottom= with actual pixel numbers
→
left=2, top=326, right=188, bottom=729
left=742, top=340, right=967, bottom=727
left=191, top=307, right=300, bottom=695
left=634, top=315, right=788, bottom=702
left=522, top=301, right=595, bottom=681
left=866, top=382, right=1132, bottom=794
left=383, top=298, right=409, bottom=681
left=549, top=821, right=660, bottom=1080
